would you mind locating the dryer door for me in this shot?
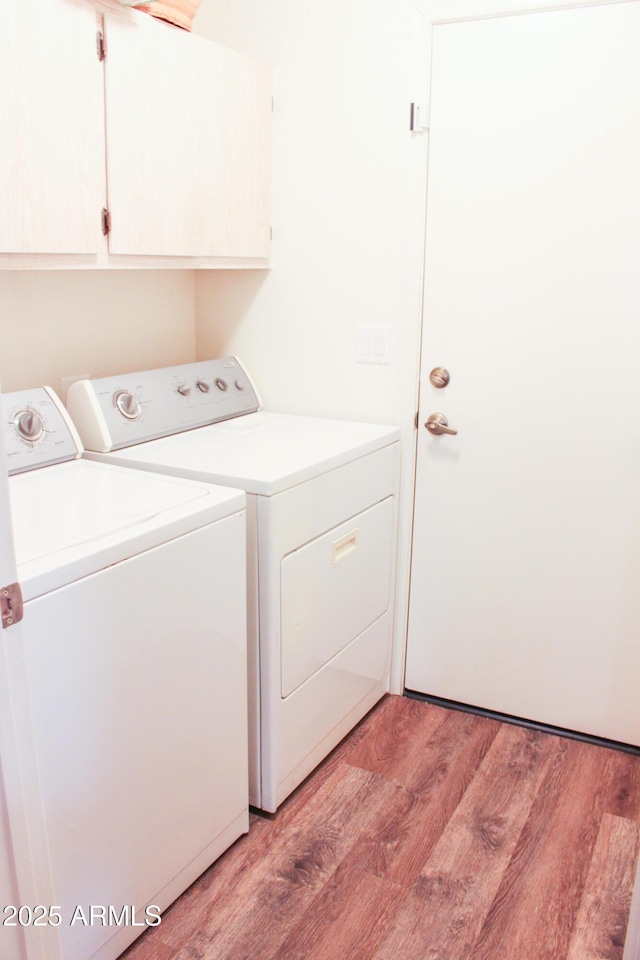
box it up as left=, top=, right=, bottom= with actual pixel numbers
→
left=280, top=496, right=395, bottom=697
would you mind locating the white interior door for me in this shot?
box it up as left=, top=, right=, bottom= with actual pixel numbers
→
left=406, top=2, right=640, bottom=745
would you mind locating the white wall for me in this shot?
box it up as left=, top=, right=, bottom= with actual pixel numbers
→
left=0, top=271, right=196, bottom=397
left=193, top=0, right=430, bottom=689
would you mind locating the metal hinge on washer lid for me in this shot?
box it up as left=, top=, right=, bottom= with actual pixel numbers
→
left=1, top=583, right=24, bottom=629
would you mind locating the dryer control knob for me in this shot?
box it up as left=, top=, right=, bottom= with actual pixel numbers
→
left=196, top=379, right=211, bottom=393
left=176, top=383, right=191, bottom=397
left=215, top=378, right=228, bottom=392
left=14, top=409, right=44, bottom=443
left=114, top=390, right=141, bottom=421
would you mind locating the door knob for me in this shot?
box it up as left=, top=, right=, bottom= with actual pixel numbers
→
left=429, top=367, right=450, bottom=388
left=425, top=413, right=458, bottom=436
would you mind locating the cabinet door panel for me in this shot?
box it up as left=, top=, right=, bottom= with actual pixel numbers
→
left=0, top=0, right=104, bottom=254
left=206, top=44, right=271, bottom=259
left=105, top=13, right=271, bottom=258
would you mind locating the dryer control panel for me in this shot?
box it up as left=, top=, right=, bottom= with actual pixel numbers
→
left=66, top=357, right=261, bottom=452
left=2, top=387, right=83, bottom=475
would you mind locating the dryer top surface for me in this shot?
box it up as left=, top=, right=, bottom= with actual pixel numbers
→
left=85, top=412, right=401, bottom=496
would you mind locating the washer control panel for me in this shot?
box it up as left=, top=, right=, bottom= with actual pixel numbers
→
left=66, top=357, right=261, bottom=453
left=2, top=387, right=83, bottom=475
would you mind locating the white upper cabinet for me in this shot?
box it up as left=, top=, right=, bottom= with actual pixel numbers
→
left=0, top=0, right=104, bottom=255
left=0, top=0, right=271, bottom=267
left=105, top=13, right=272, bottom=260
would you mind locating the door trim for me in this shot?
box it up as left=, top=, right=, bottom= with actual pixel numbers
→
left=418, top=0, right=638, bottom=116
left=422, top=0, right=634, bottom=25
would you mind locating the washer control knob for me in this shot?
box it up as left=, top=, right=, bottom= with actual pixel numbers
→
left=114, top=390, right=141, bottom=421
left=14, top=409, right=44, bottom=443
left=176, top=383, right=191, bottom=397
left=196, top=379, right=210, bottom=393
left=215, top=378, right=228, bottom=392
left=235, top=379, right=246, bottom=391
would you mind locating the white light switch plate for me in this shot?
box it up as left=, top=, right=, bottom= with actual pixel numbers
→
left=355, top=325, right=391, bottom=364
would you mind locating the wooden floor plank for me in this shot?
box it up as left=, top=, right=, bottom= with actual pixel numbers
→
left=348, top=709, right=500, bottom=886
left=117, top=936, right=175, bottom=960
left=347, top=695, right=451, bottom=785
left=605, top=751, right=640, bottom=820
left=372, top=723, right=556, bottom=960
left=566, top=814, right=640, bottom=960
left=470, top=737, right=622, bottom=960
left=271, top=857, right=407, bottom=960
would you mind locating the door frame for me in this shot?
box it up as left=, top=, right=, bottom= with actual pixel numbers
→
left=421, top=0, right=631, bottom=23
left=0, top=387, right=47, bottom=960
left=416, top=0, right=633, bottom=91
left=390, top=0, right=640, bottom=696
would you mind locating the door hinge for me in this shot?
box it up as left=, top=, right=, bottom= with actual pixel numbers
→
left=101, top=208, right=111, bottom=236
left=1, top=583, right=24, bottom=630
left=97, top=30, right=106, bottom=61
left=410, top=102, right=429, bottom=133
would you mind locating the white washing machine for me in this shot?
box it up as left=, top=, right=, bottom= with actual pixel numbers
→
left=67, top=358, right=401, bottom=812
left=3, top=386, right=248, bottom=960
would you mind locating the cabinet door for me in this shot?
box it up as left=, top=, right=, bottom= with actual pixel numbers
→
left=104, top=12, right=271, bottom=259
left=0, top=0, right=104, bottom=254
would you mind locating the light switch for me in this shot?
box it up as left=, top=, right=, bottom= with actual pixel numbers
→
left=355, top=326, right=391, bottom=364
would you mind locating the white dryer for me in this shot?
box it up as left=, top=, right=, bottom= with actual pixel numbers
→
left=67, top=358, right=401, bottom=812
left=3, top=386, right=248, bottom=960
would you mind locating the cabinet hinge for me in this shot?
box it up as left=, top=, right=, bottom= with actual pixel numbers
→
left=101, top=208, right=112, bottom=236
left=97, top=30, right=106, bottom=62
left=1, top=583, right=24, bottom=630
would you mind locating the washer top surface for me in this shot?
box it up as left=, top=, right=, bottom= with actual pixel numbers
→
left=10, top=459, right=245, bottom=601
left=86, top=412, right=401, bottom=496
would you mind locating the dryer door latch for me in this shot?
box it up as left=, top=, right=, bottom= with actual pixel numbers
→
left=1, top=583, right=24, bottom=629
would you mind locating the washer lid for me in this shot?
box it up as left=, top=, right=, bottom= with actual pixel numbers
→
left=10, top=459, right=245, bottom=601
left=88, top=412, right=401, bottom=496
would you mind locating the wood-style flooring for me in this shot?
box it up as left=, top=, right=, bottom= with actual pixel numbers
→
left=122, top=694, right=640, bottom=960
